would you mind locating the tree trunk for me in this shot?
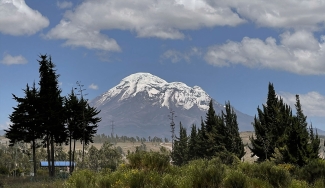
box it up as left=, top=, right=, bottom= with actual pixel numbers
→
left=69, top=135, right=72, bottom=174
left=72, top=139, right=76, bottom=172
left=50, top=135, right=55, bottom=177
left=46, top=136, right=51, bottom=177
left=32, top=139, right=37, bottom=177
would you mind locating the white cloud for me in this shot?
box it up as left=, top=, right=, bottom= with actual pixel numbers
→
left=46, top=20, right=121, bottom=52
left=1, top=53, right=27, bottom=65
left=162, top=47, right=202, bottom=63
left=46, top=0, right=244, bottom=50
left=217, top=0, right=325, bottom=31
left=205, top=30, right=325, bottom=75
left=57, top=1, right=73, bottom=9
left=89, top=83, right=98, bottom=90
left=0, top=0, right=49, bottom=36
left=280, top=91, right=325, bottom=117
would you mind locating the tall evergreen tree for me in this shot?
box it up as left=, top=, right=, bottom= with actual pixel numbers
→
left=196, top=117, right=207, bottom=158
left=282, top=95, right=320, bottom=166
left=5, top=83, right=42, bottom=176
left=249, top=83, right=291, bottom=161
left=223, top=101, right=245, bottom=159
left=309, top=124, right=320, bottom=159
left=38, top=55, right=67, bottom=177
left=171, top=122, right=188, bottom=166
left=205, top=100, right=226, bottom=158
left=64, top=89, right=84, bottom=173
left=188, top=124, right=198, bottom=160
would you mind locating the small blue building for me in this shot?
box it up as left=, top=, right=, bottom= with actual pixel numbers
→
left=40, top=161, right=76, bottom=168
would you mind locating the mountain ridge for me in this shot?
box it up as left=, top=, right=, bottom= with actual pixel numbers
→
left=90, top=72, right=253, bottom=137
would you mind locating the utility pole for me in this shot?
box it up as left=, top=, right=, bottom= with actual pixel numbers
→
left=75, top=81, right=87, bottom=166
left=168, top=109, right=176, bottom=150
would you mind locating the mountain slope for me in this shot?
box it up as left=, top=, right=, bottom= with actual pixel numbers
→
left=90, top=73, right=254, bottom=137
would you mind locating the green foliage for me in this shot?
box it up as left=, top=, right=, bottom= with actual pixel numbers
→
left=239, top=161, right=291, bottom=188
left=0, top=166, right=9, bottom=175
left=65, top=169, right=97, bottom=188
left=297, top=159, right=325, bottom=184
left=171, top=122, right=188, bottom=166
left=161, top=174, right=177, bottom=188
left=223, top=101, right=246, bottom=159
left=250, top=83, right=321, bottom=167
left=181, top=158, right=225, bottom=188
left=127, top=150, right=170, bottom=173
left=223, top=170, right=249, bottom=188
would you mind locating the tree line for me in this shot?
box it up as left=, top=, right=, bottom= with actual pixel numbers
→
left=5, top=55, right=101, bottom=177
left=172, top=83, right=323, bottom=167
left=171, top=100, right=245, bottom=165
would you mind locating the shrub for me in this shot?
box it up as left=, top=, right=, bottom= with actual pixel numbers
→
left=313, top=178, right=325, bottom=188
left=161, top=174, right=177, bottom=188
left=65, top=169, right=97, bottom=188
left=298, top=159, right=325, bottom=184
left=288, top=179, right=309, bottom=188
left=239, top=161, right=291, bottom=188
left=0, top=166, right=9, bottom=175
left=183, top=158, right=225, bottom=188
left=127, top=151, right=170, bottom=173
left=223, top=170, right=249, bottom=188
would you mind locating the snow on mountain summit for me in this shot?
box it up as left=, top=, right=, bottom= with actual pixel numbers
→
left=94, top=72, right=211, bottom=111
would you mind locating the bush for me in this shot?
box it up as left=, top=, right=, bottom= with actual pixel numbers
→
left=215, top=151, right=241, bottom=166
left=298, top=159, right=325, bottom=184
left=0, top=166, right=8, bottom=175
left=127, top=151, right=170, bottom=173
left=65, top=169, right=97, bottom=188
left=223, top=170, right=249, bottom=188
left=182, top=158, right=225, bottom=188
left=288, top=179, right=309, bottom=188
left=161, top=174, right=177, bottom=188
left=239, top=161, right=291, bottom=188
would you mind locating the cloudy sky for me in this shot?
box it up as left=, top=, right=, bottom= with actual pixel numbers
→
left=1, top=0, right=325, bottom=131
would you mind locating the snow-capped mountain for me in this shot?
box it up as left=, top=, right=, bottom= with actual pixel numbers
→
left=90, top=73, right=253, bottom=137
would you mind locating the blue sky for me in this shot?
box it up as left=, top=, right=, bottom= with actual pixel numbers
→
left=1, top=0, right=325, bottom=131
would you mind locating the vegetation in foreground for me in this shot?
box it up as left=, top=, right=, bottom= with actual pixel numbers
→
left=2, top=54, right=325, bottom=187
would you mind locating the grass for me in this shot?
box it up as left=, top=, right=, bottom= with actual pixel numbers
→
left=0, top=176, right=65, bottom=188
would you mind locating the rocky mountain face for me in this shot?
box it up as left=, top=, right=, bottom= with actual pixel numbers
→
left=90, top=73, right=254, bottom=138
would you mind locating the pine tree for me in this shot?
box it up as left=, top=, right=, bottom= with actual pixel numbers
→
left=205, top=100, right=226, bottom=158
left=249, top=83, right=290, bottom=161
left=38, top=55, right=67, bottom=177
left=196, top=118, right=207, bottom=158
left=309, top=124, right=320, bottom=159
left=188, top=124, right=198, bottom=160
left=5, top=83, right=42, bottom=176
left=282, top=95, right=320, bottom=166
left=223, top=101, right=245, bottom=159
left=64, top=89, right=84, bottom=173
left=171, top=122, right=188, bottom=166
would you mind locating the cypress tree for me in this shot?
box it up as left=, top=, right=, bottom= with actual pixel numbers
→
left=171, top=122, right=188, bottom=166
left=196, top=118, right=207, bottom=158
left=64, top=89, right=84, bottom=173
left=249, top=83, right=290, bottom=161
left=223, top=101, right=245, bottom=159
left=282, top=95, right=320, bottom=166
left=38, top=55, right=67, bottom=177
left=309, top=124, right=320, bottom=159
left=205, top=99, right=226, bottom=158
left=188, top=124, right=198, bottom=160
left=5, top=83, right=42, bottom=176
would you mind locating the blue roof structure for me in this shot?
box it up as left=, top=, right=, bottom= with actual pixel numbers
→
left=40, top=161, right=76, bottom=167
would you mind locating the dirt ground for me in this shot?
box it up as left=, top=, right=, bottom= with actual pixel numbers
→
left=2, top=132, right=323, bottom=163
